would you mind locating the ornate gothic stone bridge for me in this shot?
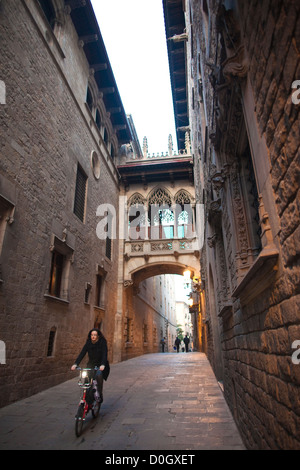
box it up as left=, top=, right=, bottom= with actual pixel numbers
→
left=117, top=133, right=202, bottom=291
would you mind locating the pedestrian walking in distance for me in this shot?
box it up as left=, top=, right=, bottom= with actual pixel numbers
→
left=174, top=336, right=181, bottom=353
left=183, top=334, right=190, bottom=352
left=160, top=337, right=166, bottom=352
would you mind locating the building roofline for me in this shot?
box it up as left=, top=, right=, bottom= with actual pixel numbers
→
left=69, top=0, right=132, bottom=144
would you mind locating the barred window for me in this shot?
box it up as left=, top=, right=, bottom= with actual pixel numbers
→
left=74, top=164, right=87, bottom=222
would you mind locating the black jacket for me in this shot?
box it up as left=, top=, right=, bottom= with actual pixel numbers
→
left=75, top=337, right=108, bottom=369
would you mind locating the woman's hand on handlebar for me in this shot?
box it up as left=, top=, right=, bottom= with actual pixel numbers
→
left=71, top=364, right=77, bottom=371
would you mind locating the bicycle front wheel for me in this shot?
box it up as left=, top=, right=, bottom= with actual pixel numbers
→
left=75, top=404, right=84, bottom=437
left=92, top=401, right=101, bottom=418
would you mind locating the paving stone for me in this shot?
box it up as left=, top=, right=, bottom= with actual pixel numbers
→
left=0, top=352, right=245, bottom=450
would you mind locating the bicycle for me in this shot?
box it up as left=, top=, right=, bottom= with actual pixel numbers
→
left=75, top=367, right=101, bottom=437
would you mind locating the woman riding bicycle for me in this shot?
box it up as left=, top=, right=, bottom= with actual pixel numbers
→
left=71, top=328, right=108, bottom=403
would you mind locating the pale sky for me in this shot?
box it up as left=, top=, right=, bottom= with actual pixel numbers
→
left=91, top=0, right=178, bottom=155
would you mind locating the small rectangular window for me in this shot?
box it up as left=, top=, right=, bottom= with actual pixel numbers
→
left=49, top=251, right=64, bottom=297
left=47, top=328, right=56, bottom=357
left=74, top=164, right=87, bottom=222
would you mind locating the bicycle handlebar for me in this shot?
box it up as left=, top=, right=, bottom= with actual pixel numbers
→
left=76, top=366, right=99, bottom=370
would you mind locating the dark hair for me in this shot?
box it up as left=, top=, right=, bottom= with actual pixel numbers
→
left=87, top=328, right=105, bottom=341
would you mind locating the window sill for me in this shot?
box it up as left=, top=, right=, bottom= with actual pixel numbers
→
left=44, top=294, right=69, bottom=305
left=232, top=245, right=279, bottom=300
left=93, top=305, right=105, bottom=312
left=125, top=341, right=133, bottom=348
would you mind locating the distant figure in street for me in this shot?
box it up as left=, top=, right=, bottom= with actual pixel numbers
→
left=160, top=337, right=166, bottom=352
left=71, top=328, right=109, bottom=403
left=183, top=334, right=190, bottom=352
left=174, top=336, right=181, bottom=353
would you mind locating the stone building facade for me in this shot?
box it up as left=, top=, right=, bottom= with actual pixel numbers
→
left=0, top=0, right=186, bottom=408
left=115, top=134, right=201, bottom=362
left=0, top=0, right=134, bottom=407
left=163, top=0, right=300, bottom=450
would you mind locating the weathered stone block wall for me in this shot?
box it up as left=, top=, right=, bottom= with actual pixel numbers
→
left=220, top=0, right=300, bottom=450
left=122, top=276, right=177, bottom=361
left=0, top=0, right=120, bottom=407
left=222, top=0, right=300, bottom=450
left=186, top=0, right=300, bottom=450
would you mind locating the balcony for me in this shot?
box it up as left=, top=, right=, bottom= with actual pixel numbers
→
left=124, top=234, right=199, bottom=260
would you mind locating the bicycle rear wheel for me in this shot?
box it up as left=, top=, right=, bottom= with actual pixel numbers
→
left=75, top=403, right=84, bottom=437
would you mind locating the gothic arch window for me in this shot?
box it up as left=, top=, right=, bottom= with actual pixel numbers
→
left=148, top=187, right=172, bottom=206
left=86, top=85, right=93, bottom=113
left=174, top=189, right=191, bottom=205
left=95, top=108, right=102, bottom=130
left=110, top=144, right=115, bottom=159
left=128, top=193, right=147, bottom=240
left=174, top=190, right=193, bottom=239
left=86, top=78, right=99, bottom=117
left=103, top=127, right=109, bottom=146
left=148, top=188, right=173, bottom=239
left=128, top=192, right=145, bottom=207
left=109, top=136, right=118, bottom=159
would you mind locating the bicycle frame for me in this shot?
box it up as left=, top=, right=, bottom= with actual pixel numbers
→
left=75, top=367, right=100, bottom=437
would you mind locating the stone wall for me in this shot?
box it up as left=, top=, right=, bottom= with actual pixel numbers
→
left=0, top=0, right=122, bottom=407
left=122, top=275, right=178, bottom=360
left=185, top=0, right=300, bottom=450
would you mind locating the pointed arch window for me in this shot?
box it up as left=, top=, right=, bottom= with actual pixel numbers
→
left=103, top=128, right=109, bottom=146
left=128, top=193, right=147, bottom=240
left=95, top=109, right=101, bottom=130
left=175, top=190, right=194, bottom=239
left=148, top=188, right=173, bottom=240
left=86, top=86, right=93, bottom=113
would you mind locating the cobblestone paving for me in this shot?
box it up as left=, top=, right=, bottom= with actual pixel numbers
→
left=0, top=352, right=245, bottom=450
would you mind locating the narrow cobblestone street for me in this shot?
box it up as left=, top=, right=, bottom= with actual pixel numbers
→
left=0, top=352, right=245, bottom=451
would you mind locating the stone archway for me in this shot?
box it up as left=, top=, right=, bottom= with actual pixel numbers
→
left=113, top=257, right=201, bottom=363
